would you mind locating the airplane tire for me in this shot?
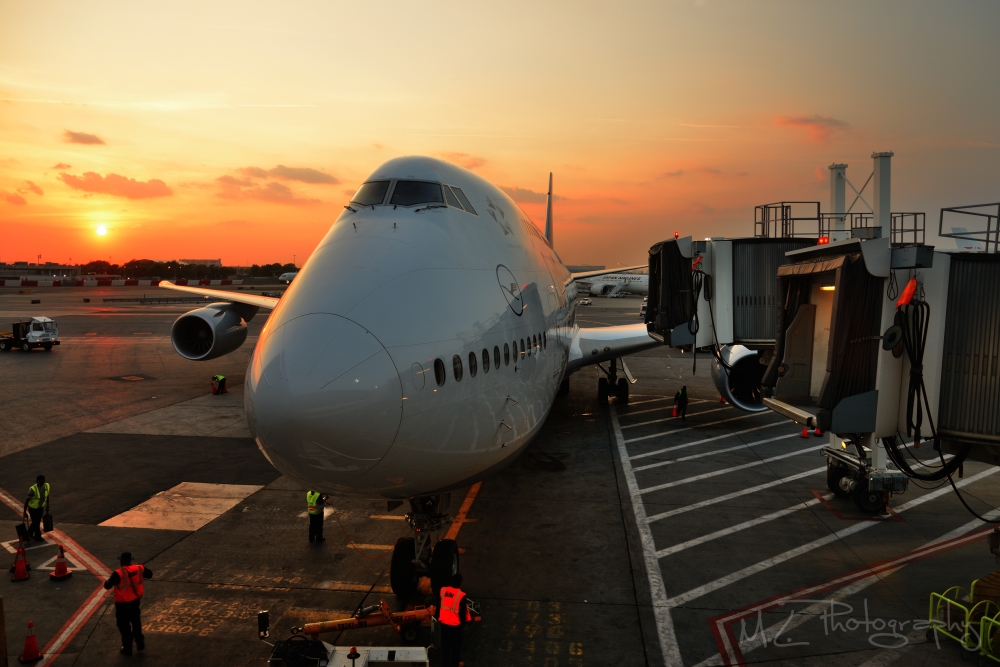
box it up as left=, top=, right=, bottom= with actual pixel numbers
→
left=616, top=378, right=629, bottom=403
left=597, top=377, right=609, bottom=402
left=826, top=464, right=850, bottom=498
left=430, top=539, right=460, bottom=596
left=851, top=478, right=886, bottom=514
left=390, top=537, right=417, bottom=598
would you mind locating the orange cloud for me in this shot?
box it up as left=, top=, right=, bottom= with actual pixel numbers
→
left=438, top=152, right=487, bottom=169
left=63, top=130, right=106, bottom=145
left=500, top=185, right=563, bottom=203
left=59, top=171, right=172, bottom=199
left=235, top=165, right=337, bottom=184
left=216, top=179, right=319, bottom=206
left=53, top=162, right=71, bottom=170
left=18, top=180, right=43, bottom=196
left=3, top=192, right=27, bottom=205
left=773, top=115, right=849, bottom=144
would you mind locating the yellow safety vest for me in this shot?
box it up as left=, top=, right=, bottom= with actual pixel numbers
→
left=306, top=491, right=321, bottom=515
left=27, top=483, right=50, bottom=509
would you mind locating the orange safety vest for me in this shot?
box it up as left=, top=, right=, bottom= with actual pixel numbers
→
left=439, top=586, right=470, bottom=626
left=113, top=564, right=145, bottom=604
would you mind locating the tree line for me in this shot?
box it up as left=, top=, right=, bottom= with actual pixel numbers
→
left=80, top=260, right=298, bottom=280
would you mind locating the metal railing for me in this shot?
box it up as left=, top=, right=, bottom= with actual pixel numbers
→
left=940, top=203, right=1000, bottom=253
left=843, top=212, right=926, bottom=245
left=754, top=201, right=822, bottom=238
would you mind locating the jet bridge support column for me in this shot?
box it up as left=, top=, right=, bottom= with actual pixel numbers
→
left=829, top=163, right=848, bottom=241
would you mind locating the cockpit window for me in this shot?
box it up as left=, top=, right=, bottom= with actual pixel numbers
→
left=390, top=181, right=444, bottom=206
left=443, top=185, right=463, bottom=209
left=351, top=180, right=390, bottom=206
left=451, top=187, right=477, bottom=215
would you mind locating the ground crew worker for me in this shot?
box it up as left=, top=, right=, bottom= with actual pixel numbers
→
left=307, top=490, right=328, bottom=543
left=22, top=474, right=50, bottom=542
left=103, top=552, right=153, bottom=656
left=674, top=385, right=689, bottom=421
left=211, top=374, right=227, bottom=394
left=438, top=573, right=472, bottom=667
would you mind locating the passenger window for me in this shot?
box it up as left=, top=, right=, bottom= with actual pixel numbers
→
left=468, top=352, right=477, bottom=377
left=453, top=355, right=463, bottom=381
left=533, top=334, right=537, bottom=351
left=390, top=181, right=444, bottom=206
left=451, top=187, right=477, bottom=215
left=444, top=185, right=463, bottom=209
left=504, top=343, right=510, bottom=366
left=434, top=358, right=446, bottom=386
left=543, top=332, right=547, bottom=349
left=520, top=339, right=525, bottom=359
left=482, top=349, right=490, bottom=374
left=494, top=346, right=500, bottom=369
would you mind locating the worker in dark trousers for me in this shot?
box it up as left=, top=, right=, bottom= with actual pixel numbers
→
left=674, top=385, right=689, bottom=421
left=307, top=490, right=328, bottom=543
left=438, top=573, right=472, bottom=667
left=212, top=374, right=227, bottom=394
left=22, top=475, right=50, bottom=542
left=103, top=552, right=154, bottom=656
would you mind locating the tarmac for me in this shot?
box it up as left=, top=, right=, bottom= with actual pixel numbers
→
left=1, top=286, right=998, bottom=666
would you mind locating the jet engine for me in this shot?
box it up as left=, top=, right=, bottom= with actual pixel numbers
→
left=711, top=345, right=767, bottom=413
left=590, top=284, right=613, bottom=296
left=170, top=302, right=260, bottom=361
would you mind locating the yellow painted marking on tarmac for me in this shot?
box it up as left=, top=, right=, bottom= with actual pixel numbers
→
left=351, top=543, right=397, bottom=550
left=281, top=608, right=352, bottom=622
left=369, top=514, right=407, bottom=520
left=444, top=482, right=482, bottom=541
left=314, top=581, right=394, bottom=594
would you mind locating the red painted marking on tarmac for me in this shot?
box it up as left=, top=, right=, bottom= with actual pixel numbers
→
left=707, top=523, right=998, bottom=666
left=0, top=486, right=112, bottom=665
left=810, top=489, right=905, bottom=523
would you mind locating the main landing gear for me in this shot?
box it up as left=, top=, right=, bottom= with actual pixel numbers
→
left=597, top=357, right=634, bottom=403
left=390, top=495, right=460, bottom=599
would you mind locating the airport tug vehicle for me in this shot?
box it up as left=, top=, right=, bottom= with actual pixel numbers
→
left=646, top=152, right=1000, bottom=514
left=0, top=317, right=59, bottom=352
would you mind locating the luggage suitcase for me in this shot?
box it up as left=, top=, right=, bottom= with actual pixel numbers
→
left=43, top=513, right=53, bottom=532
left=15, top=521, right=27, bottom=541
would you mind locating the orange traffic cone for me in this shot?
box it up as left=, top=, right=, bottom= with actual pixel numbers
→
left=800, top=427, right=810, bottom=439
left=11, top=541, right=30, bottom=582
left=813, top=427, right=824, bottom=437
left=19, top=620, right=42, bottom=663
left=719, top=395, right=726, bottom=403
left=50, top=545, right=72, bottom=581
left=671, top=406, right=678, bottom=417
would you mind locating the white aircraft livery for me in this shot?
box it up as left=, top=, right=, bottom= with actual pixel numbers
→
left=162, top=156, right=656, bottom=594
left=278, top=271, right=298, bottom=283
left=576, top=272, right=649, bottom=296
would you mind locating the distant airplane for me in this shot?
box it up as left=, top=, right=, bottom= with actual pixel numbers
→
left=575, top=272, right=649, bottom=296
left=952, top=227, right=984, bottom=252
left=160, top=157, right=654, bottom=596
left=278, top=272, right=298, bottom=283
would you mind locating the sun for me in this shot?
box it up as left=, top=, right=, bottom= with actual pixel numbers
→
left=96, top=226, right=107, bottom=236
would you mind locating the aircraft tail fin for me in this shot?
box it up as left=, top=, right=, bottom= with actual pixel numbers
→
left=544, top=172, right=554, bottom=247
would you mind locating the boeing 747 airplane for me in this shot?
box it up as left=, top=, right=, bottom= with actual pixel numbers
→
left=161, top=156, right=657, bottom=595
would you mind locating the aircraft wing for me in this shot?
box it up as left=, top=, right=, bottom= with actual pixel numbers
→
left=566, top=323, right=659, bottom=372
left=570, top=265, right=647, bottom=281
left=159, top=281, right=280, bottom=309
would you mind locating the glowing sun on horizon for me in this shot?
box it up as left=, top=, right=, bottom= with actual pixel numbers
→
left=96, top=226, right=107, bottom=236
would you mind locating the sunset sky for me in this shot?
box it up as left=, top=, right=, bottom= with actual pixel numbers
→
left=2, top=1, right=998, bottom=268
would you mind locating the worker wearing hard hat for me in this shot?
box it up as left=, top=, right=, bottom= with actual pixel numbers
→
left=22, top=474, right=50, bottom=542
left=438, top=573, right=472, bottom=667
left=307, top=490, right=328, bottom=543
left=104, top=552, right=154, bottom=656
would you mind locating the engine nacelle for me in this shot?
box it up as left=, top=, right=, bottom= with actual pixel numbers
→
left=711, top=345, right=767, bottom=413
left=590, top=283, right=613, bottom=296
left=170, top=302, right=259, bottom=361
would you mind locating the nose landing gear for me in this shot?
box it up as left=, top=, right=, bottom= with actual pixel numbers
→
left=597, top=358, right=635, bottom=403
left=390, top=495, right=460, bottom=599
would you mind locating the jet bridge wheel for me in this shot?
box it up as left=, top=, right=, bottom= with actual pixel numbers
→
left=826, top=463, right=850, bottom=498
left=616, top=378, right=629, bottom=403
left=851, top=478, right=887, bottom=514
left=430, top=539, right=459, bottom=596
left=390, top=536, right=417, bottom=598
left=597, top=377, right=609, bottom=402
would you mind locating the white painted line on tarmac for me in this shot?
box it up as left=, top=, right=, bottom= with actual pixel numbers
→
left=609, top=405, right=682, bottom=665
left=617, top=399, right=711, bottom=417
left=619, top=406, right=730, bottom=429
left=647, top=467, right=826, bottom=522
left=656, top=494, right=830, bottom=559
left=639, top=444, right=825, bottom=494
left=638, top=432, right=801, bottom=470
left=625, top=412, right=779, bottom=445
left=666, top=466, right=1000, bottom=608
left=630, top=421, right=793, bottom=463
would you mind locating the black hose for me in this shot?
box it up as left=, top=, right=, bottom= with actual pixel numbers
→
left=689, top=269, right=704, bottom=374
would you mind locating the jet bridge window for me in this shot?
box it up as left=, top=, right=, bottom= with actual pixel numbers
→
left=493, top=346, right=500, bottom=369
left=444, top=185, right=463, bottom=209
left=504, top=343, right=510, bottom=366
left=482, top=349, right=490, bottom=374
left=468, top=351, right=478, bottom=378
left=390, top=181, right=444, bottom=207
left=351, top=180, right=390, bottom=206
left=451, top=187, right=477, bottom=215
left=434, top=359, right=446, bottom=386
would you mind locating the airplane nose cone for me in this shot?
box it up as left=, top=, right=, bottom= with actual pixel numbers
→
left=246, top=314, right=402, bottom=489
